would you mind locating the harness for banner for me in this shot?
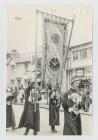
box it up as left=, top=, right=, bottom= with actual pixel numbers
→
left=69, top=79, right=92, bottom=120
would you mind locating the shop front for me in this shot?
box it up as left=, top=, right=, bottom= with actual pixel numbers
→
left=71, top=67, right=92, bottom=93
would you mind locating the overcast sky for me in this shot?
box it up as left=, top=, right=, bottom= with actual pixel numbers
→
left=7, top=4, right=92, bottom=53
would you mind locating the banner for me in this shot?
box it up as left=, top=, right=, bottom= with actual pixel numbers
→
left=43, top=18, right=68, bottom=89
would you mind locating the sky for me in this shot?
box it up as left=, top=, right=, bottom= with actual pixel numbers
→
left=7, top=4, right=92, bottom=53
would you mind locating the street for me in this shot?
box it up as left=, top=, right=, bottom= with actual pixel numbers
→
left=6, top=104, right=92, bottom=135
left=6, top=104, right=64, bottom=135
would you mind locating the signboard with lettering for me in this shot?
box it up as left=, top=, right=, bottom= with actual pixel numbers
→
left=76, top=69, right=84, bottom=76
left=85, top=68, right=92, bottom=77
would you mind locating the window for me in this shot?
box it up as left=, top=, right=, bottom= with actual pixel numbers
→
left=24, top=79, right=28, bottom=87
left=25, top=63, right=28, bottom=72
left=10, top=80, right=14, bottom=86
left=37, top=58, right=41, bottom=68
left=73, top=48, right=91, bottom=61
left=80, top=49, right=87, bottom=59
left=10, top=65, right=15, bottom=73
left=17, top=79, right=21, bottom=88
left=73, top=51, right=80, bottom=60
left=87, top=48, right=92, bottom=58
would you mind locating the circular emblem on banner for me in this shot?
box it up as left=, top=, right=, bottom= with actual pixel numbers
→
left=49, top=58, right=60, bottom=72
left=50, top=33, right=60, bottom=44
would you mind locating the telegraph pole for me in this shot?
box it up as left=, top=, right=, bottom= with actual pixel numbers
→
left=33, top=10, right=38, bottom=112
left=34, top=10, right=38, bottom=87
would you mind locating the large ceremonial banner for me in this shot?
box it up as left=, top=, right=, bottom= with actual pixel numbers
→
left=43, top=18, right=68, bottom=89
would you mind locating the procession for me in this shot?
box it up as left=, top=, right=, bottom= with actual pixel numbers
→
left=6, top=5, right=92, bottom=135
left=6, top=78, right=92, bottom=135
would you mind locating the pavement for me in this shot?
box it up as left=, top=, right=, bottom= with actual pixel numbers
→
left=6, top=96, right=93, bottom=135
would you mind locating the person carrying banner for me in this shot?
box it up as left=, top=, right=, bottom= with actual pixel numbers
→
left=18, top=82, right=42, bottom=135
left=62, top=83, right=82, bottom=135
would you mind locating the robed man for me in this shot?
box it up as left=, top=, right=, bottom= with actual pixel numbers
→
left=62, top=85, right=82, bottom=135
left=49, top=89, right=61, bottom=133
left=18, top=82, right=42, bottom=135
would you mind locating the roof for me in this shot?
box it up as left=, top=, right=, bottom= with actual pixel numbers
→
left=69, top=41, right=92, bottom=48
left=6, top=52, right=33, bottom=65
left=15, top=53, right=32, bottom=64
left=7, top=57, right=13, bottom=65
left=6, top=52, right=41, bottom=65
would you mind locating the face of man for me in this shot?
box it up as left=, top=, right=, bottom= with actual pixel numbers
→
left=32, top=88, right=35, bottom=93
left=55, top=90, right=59, bottom=94
left=84, top=87, right=89, bottom=94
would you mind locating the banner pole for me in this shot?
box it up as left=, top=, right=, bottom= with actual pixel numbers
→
left=64, top=16, right=75, bottom=69
left=34, top=9, right=38, bottom=112
left=41, top=13, right=45, bottom=89
left=61, top=16, right=75, bottom=92
left=35, top=10, right=38, bottom=84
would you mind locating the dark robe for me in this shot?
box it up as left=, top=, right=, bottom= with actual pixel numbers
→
left=82, top=93, right=92, bottom=112
left=6, top=95, right=16, bottom=128
left=62, top=89, right=82, bottom=135
left=49, top=92, right=60, bottom=126
left=18, top=86, right=42, bottom=131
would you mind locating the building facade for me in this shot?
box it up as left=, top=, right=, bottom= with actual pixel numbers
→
left=65, top=41, right=92, bottom=91
left=7, top=50, right=34, bottom=88
left=7, top=42, right=92, bottom=91
left=6, top=50, right=42, bottom=89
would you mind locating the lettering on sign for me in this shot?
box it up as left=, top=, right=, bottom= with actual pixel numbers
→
left=76, top=69, right=84, bottom=76
left=85, top=68, right=92, bottom=76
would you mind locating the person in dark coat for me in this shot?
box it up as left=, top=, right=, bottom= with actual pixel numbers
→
left=81, top=88, right=92, bottom=112
left=62, top=85, right=82, bottom=135
left=49, top=89, right=61, bottom=133
left=13, top=87, right=18, bottom=103
left=18, top=82, right=42, bottom=135
left=6, top=87, right=17, bottom=130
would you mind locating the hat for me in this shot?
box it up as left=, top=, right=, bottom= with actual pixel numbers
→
left=71, top=80, right=79, bottom=91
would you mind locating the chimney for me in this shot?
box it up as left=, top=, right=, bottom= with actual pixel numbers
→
left=11, top=50, right=19, bottom=58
